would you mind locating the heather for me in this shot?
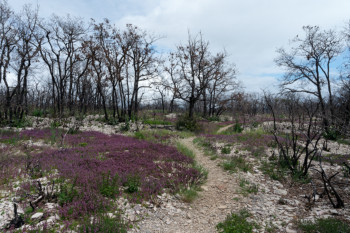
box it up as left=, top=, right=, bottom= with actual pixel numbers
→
left=0, top=1, right=349, bottom=231
left=0, top=128, right=66, bottom=146
left=0, top=146, right=26, bottom=187
left=0, top=129, right=203, bottom=230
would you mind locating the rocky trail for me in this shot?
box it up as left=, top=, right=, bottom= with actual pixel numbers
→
left=130, top=133, right=350, bottom=233
left=130, top=137, right=244, bottom=232
left=1, top=120, right=348, bottom=232
left=216, top=124, right=234, bottom=134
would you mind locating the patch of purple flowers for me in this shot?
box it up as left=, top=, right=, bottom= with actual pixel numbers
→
left=0, top=146, right=25, bottom=187
left=27, top=130, right=200, bottom=219
left=0, top=128, right=202, bottom=226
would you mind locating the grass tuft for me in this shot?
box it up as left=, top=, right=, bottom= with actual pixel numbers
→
left=79, top=213, right=128, bottom=233
left=222, top=156, right=252, bottom=173
left=239, top=178, right=259, bottom=196
left=180, top=188, right=199, bottom=203
left=221, top=146, right=231, bottom=154
left=176, top=142, right=195, bottom=159
left=216, top=209, right=258, bottom=233
left=298, top=218, right=350, bottom=233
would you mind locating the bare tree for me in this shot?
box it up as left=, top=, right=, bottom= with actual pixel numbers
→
left=275, top=26, right=344, bottom=133
left=169, top=32, right=233, bottom=119
left=126, top=24, right=160, bottom=118
left=0, top=0, right=17, bottom=121
left=265, top=93, right=322, bottom=177
left=153, top=77, right=169, bottom=113
left=205, top=53, right=237, bottom=117
left=337, top=20, right=350, bottom=134
left=39, top=14, right=88, bottom=117
left=83, top=37, right=109, bottom=121
left=163, top=52, right=180, bottom=113
left=89, top=21, right=160, bottom=122
left=11, top=4, right=41, bottom=119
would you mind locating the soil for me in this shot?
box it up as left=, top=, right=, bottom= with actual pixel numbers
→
left=216, top=124, right=234, bottom=134
left=130, top=135, right=350, bottom=233
left=130, top=137, right=246, bottom=233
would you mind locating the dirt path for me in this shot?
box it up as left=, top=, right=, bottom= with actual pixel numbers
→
left=216, top=124, right=233, bottom=134
left=131, top=137, right=245, bottom=233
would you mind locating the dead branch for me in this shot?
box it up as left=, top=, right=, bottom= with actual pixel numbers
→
left=313, top=157, right=344, bottom=208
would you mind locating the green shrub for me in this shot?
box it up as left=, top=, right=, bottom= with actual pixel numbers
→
left=78, top=142, right=88, bottom=147
left=49, top=128, right=57, bottom=145
left=323, top=128, right=340, bottom=141
left=175, top=116, right=200, bottom=132
left=222, top=156, right=252, bottom=173
left=233, top=123, right=244, bottom=133
left=342, top=164, right=350, bottom=178
left=67, top=127, right=79, bottom=135
left=221, top=146, right=231, bottom=154
left=219, top=122, right=244, bottom=135
left=58, top=181, right=79, bottom=206
left=216, top=209, right=258, bottom=233
left=260, top=160, right=287, bottom=181
left=32, top=109, right=45, bottom=117
left=99, top=173, right=120, bottom=198
left=123, top=175, right=140, bottom=194
left=79, top=214, right=127, bottom=233
left=207, top=116, right=220, bottom=122
left=134, top=131, right=145, bottom=140
left=180, top=188, right=198, bottom=203
left=298, top=218, right=350, bottom=233
left=25, top=206, right=34, bottom=215
left=143, top=119, right=172, bottom=125
left=11, top=117, right=32, bottom=128
left=120, top=121, right=130, bottom=132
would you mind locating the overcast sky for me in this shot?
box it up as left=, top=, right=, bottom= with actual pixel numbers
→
left=9, top=0, right=350, bottom=93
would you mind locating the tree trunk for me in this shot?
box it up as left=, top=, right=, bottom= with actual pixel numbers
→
left=203, top=90, right=207, bottom=117
left=189, top=96, right=195, bottom=119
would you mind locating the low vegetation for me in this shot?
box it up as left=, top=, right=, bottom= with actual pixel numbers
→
left=239, top=178, right=259, bottom=196
left=0, top=1, right=350, bottom=231
left=1, top=129, right=205, bottom=230
left=216, top=209, right=259, bottom=233
left=222, top=156, right=252, bottom=173
left=298, top=218, right=350, bottom=233
left=133, top=129, right=193, bottom=145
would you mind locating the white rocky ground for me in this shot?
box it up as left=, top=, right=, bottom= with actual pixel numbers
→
left=0, top=119, right=349, bottom=232
left=127, top=137, right=349, bottom=233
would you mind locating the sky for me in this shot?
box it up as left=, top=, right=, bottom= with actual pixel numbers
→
left=9, top=0, right=350, bottom=93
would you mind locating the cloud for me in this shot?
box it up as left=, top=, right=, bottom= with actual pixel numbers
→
left=114, top=0, right=350, bottom=93
left=9, top=0, right=350, bottom=93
